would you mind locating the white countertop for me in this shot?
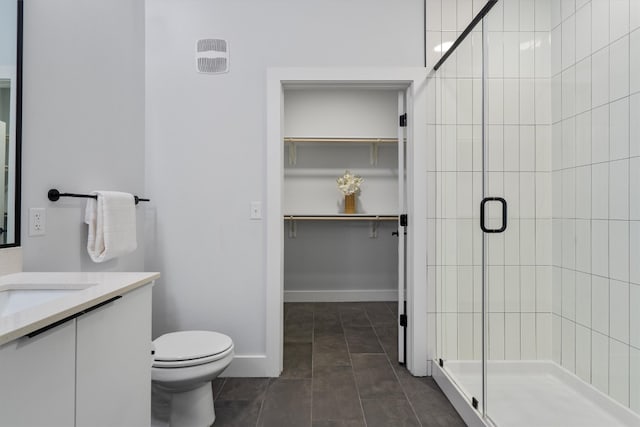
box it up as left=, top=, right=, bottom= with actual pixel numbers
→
left=0, top=272, right=160, bottom=346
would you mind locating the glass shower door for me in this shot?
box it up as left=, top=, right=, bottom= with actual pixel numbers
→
left=433, top=17, right=485, bottom=412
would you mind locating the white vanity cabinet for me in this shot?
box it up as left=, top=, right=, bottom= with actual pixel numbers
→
left=0, top=320, right=76, bottom=427
left=76, top=285, right=152, bottom=427
left=0, top=279, right=154, bottom=427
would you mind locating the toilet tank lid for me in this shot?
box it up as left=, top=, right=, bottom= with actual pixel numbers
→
left=153, top=330, right=233, bottom=361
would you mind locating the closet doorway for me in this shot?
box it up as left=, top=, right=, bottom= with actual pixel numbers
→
left=266, top=68, right=428, bottom=377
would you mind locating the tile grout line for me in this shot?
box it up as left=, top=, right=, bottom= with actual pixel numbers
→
left=255, top=384, right=265, bottom=427
left=254, top=364, right=268, bottom=427
left=627, top=8, right=631, bottom=407
left=344, top=306, right=369, bottom=427
left=310, top=308, right=314, bottom=427
left=214, top=377, right=227, bottom=401
left=371, top=305, right=425, bottom=427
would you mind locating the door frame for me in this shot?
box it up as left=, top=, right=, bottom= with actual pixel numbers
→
left=265, top=67, right=428, bottom=376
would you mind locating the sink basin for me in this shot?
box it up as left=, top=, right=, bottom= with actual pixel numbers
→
left=0, top=284, right=95, bottom=317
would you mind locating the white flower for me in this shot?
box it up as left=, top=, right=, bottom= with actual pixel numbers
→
left=336, top=170, right=364, bottom=195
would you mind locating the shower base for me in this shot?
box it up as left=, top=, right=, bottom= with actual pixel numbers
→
left=433, top=360, right=640, bottom=427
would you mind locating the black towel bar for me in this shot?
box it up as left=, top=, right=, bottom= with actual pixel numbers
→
left=47, top=188, right=150, bottom=205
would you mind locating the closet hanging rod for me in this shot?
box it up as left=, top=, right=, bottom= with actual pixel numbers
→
left=283, top=137, right=398, bottom=144
left=47, top=188, right=150, bottom=205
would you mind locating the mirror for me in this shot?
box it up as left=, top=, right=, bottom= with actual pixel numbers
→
left=0, top=0, right=21, bottom=246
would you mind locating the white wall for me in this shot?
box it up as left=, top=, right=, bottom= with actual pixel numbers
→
left=284, top=89, right=400, bottom=139
left=145, top=0, right=423, bottom=370
left=21, top=0, right=146, bottom=272
left=551, top=0, right=640, bottom=413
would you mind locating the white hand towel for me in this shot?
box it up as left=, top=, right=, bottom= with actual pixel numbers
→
left=84, top=191, right=137, bottom=263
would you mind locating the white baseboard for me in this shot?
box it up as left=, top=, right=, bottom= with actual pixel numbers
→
left=220, top=354, right=271, bottom=377
left=283, top=289, right=397, bottom=302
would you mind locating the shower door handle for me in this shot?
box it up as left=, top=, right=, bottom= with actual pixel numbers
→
left=480, top=197, right=507, bottom=233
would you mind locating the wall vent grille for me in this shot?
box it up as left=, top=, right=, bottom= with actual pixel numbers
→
left=195, top=39, right=229, bottom=74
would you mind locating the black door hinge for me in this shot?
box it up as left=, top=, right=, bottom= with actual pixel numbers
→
left=400, top=214, right=408, bottom=227
left=399, top=314, right=407, bottom=327
left=472, top=397, right=479, bottom=410
left=399, top=113, right=407, bottom=127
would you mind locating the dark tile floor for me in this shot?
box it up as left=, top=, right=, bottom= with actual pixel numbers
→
left=211, top=302, right=466, bottom=427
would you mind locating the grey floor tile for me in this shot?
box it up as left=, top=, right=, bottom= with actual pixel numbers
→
left=312, top=366, right=364, bottom=423
left=312, top=420, right=365, bottom=427
left=363, top=302, right=396, bottom=326
left=344, top=326, right=384, bottom=353
left=312, top=302, right=342, bottom=313
left=363, top=302, right=392, bottom=311
left=212, top=378, right=226, bottom=400
left=335, top=302, right=367, bottom=312
left=212, top=399, right=263, bottom=427
left=340, top=309, right=371, bottom=328
left=214, top=303, right=466, bottom=427
left=314, top=323, right=344, bottom=338
left=286, top=308, right=314, bottom=323
left=282, top=342, right=312, bottom=378
left=351, top=354, right=405, bottom=399
left=361, top=399, right=421, bottom=427
left=314, top=311, right=343, bottom=337
left=373, top=325, right=398, bottom=357
left=258, top=378, right=311, bottom=427
left=391, top=370, right=466, bottom=426
left=394, top=367, right=438, bottom=398
left=385, top=301, right=399, bottom=316
left=216, top=378, right=270, bottom=401
left=313, top=334, right=351, bottom=368
left=314, top=310, right=341, bottom=323
left=285, top=303, right=315, bottom=319
left=284, top=318, right=313, bottom=343
left=393, top=367, right=444, bottom=397
left=407, top=390, right=466, bottom=427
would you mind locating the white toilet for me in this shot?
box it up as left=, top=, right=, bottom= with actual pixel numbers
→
left=151, top=330, right=234, bottom=427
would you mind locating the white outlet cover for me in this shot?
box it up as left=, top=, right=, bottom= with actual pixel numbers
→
left=29, top=208, right=46, bottom=236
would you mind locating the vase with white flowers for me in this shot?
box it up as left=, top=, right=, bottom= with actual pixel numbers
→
left=336, top=170, right=364, bottom=214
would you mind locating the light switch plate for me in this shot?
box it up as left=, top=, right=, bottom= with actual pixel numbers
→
left=250, top=201, right=262, bottom=220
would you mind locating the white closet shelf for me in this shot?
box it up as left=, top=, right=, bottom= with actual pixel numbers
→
left=284, top=136, right=399, bottom=166
left=284, top=168, right=397, bottom=177
left=284, top=214, right=398, bottom=221
left=283, top=137, right=398, bottom=144
left=284, top=214, right=398, bottom=238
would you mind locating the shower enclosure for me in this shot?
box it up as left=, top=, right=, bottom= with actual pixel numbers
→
left=428, top=0, right=640, bottom=426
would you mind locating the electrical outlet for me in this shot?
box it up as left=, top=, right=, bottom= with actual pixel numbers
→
left=250, top=201, right=262, bottom=220
left=29, top=208, right=46, bottom=236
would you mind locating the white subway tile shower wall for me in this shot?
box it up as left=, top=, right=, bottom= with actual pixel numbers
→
left=427, top=0, right=553, bottom=364
left=551, top=0, right=640, bottom=413
left=429, top=0, right=640, bottom=416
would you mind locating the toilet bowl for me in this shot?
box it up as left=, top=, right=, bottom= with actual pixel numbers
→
left=151, top=330, right=234, bottom=427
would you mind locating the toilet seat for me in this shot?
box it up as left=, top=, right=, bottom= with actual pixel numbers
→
left=153, top=330, right=234, bottom=368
